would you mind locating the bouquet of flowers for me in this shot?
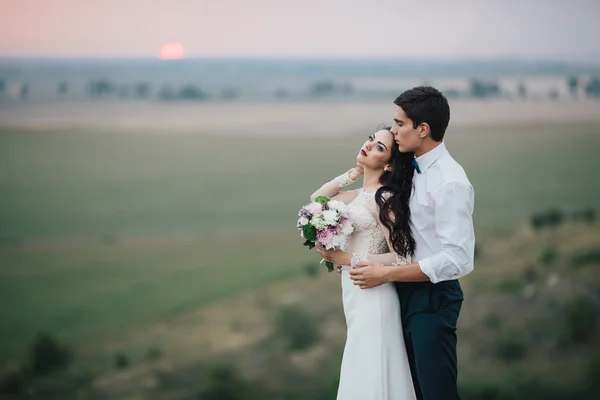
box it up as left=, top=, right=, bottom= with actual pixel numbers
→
left=297, top=196, right=355, bottom=272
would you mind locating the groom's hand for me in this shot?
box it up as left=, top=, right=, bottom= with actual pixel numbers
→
left=350, top=261, right=389, bottom=289
left=316, top=246, right=352, bottom=266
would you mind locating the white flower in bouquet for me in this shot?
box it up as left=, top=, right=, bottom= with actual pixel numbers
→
left=310, top=214, right=328, bottom=230
left=321, top=209, right=340, bottom=226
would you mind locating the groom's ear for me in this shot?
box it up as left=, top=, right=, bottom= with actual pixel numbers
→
left=419, top=122, right=431, bottom=139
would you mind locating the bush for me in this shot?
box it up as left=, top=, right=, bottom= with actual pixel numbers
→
left=274, top=304, right=319, bottom=351
left=0, top=369, right=27, bottom=395
left=114, top=352, right=130, bottom=369
left=572, top=207, right=596, bottom=224
left=571, top=248, right=600, bottom=267
left=469, top=79, right=501, bottom=98
left=540, top=245, right=559, bottom=266
left=560, top=294, right=598, bottom=344
left=483, top=313, right=503, bottom=330
left=522, top=266, right=538, bottom=283
left=495, top=331, right=527, bottom=361
left=303, top=262, right=319, bottom=278
left=530, top=209, right=565, bottom=230
left=460, top=381, right=506, bottom=400
left=200, top=363, right=247, bottom=400
left=497, top=277, right=523, bottom=293
left=30, top=332, right=71, bottom=375
left=460, top=378, right=585, bottom=400
left=585, top=77, right=600, bottom=97
left=312, top=377, right=343, bottom=400
left=145, top=347, right=163, bottom=362
left=585, top=353, right=600, bottom=392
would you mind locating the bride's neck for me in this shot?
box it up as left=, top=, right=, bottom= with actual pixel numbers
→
left=362, top=168, right=382, bottom=193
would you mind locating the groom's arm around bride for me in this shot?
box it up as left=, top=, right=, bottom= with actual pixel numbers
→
left=350, top=175, right=475, bottom=288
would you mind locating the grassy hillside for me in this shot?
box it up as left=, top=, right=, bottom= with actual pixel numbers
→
left=6, top=219, right=596, bottom=399
left=0, top=123, right=599, bottom=398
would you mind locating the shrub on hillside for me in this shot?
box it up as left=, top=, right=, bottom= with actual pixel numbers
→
left=0, top=369, right=27, bottom=395
left=540, top=245, right=559, bottom=266
left=30, top=332, right=71, bottom=375
left=199, top=363, right=248, bottom=400
left=114, top=352, right=130, bottom=369
left=145, top=347, right=163, bottom=362
left=497, top=277, right=524, bottom=293
left=584, top=353, right=600, bottom=392
left=560, top=294, right=598, bottom=344
left=572, top=207, right=596, bottom=224
left=274, top=304, right=319, bottom=351
left=303, top=262, right=320, bottom=278
left=571, top=248, right=600, bottom=267
left=460, top=380, right=507, bottom=400
left=483, top=313, right=503, bottom=330
left=460, top=378, right=586, bottom=400
left=522, top=266, right=538, bottom=283
left=530, top=209, right=565, bottom=230
left=495, top=331, right=527, bottom=361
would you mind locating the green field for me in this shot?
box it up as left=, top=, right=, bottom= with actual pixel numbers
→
left=1, top=122, right=600, bottom=362
left=1, top=123, right=600, bottom=240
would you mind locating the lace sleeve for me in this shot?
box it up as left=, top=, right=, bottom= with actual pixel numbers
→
left=310, top=170, right=358, bottom=202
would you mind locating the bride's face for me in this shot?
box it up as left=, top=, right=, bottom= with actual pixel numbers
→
left=356, top=129, right=394, bottom=170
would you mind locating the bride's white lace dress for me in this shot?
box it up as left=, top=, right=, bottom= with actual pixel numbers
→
left=335, top=188, right=416, bottom=400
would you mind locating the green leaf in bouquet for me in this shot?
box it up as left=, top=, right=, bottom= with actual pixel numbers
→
left=314, top=196, right=331, bottom=205
left=325, top=261, right=335, bottom=273
left=303, top=240, right=315, bottom=249
left=302, top=224, right=317, bottom=241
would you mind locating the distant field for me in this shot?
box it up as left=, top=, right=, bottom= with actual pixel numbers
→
left=1, top=122, right=600, bottom=361
left=1, top=122, right=599, bottom=240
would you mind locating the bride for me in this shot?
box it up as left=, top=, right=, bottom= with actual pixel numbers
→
left=310, top=126, right=417, bottom=399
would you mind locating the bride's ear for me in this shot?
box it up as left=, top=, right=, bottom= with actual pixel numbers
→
left=384, top=165, right=391, bottom=172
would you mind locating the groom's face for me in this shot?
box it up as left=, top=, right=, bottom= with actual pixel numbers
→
left=391, top=106, right=421, bottom=153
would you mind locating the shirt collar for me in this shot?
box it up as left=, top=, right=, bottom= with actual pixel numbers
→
left=415, top=142, right=447, bottom=173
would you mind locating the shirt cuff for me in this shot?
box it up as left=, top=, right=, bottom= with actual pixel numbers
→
left=417, top=259, right=440, bottom=284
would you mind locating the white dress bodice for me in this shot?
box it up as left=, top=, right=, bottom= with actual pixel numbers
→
left=342, top=189, right=389, bottom=258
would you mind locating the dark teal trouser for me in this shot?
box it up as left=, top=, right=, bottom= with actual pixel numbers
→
left=395, top=280, right=464, bottom=400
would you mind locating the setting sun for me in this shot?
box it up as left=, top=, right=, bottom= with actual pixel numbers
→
left=158, top=42, right=185, bottom=60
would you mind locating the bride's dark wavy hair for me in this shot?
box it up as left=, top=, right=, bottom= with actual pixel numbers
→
left=374, top=125, right=416, bottom=257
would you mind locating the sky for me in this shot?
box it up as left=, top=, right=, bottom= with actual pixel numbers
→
left=1, top=0, right=599, bottom=59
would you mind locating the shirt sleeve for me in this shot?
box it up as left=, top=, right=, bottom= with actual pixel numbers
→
left=418, top=181, right=475, bottom=283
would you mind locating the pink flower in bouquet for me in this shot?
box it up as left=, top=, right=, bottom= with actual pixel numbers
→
left=317, top=225, right=340, bottom=248
left=305, top=201, right=324, bottom=216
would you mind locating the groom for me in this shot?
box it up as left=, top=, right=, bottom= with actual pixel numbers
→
left=320, top=86, right=475, bottom=400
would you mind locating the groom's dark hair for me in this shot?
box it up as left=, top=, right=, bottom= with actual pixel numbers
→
left=394, top=86, right=450, bottom=142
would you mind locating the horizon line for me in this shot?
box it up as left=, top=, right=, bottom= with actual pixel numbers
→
left=1, top=54, right=599, bottom=64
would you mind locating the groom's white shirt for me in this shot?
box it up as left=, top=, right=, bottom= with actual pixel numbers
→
left=410, top=142, right=475, bottom=284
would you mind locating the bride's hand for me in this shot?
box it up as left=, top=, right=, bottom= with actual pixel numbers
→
left=348, top=163, right=364, bottom=181
left=317, top=246, right=352, bottom=266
